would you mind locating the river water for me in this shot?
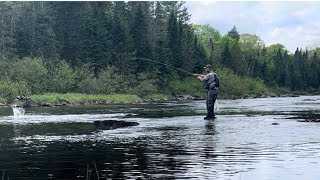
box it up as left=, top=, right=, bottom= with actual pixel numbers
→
left=0, top=96, right=320, bottom=180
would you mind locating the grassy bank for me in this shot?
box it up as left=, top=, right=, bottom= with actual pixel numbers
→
left=30, top=93, right=173, bottom=105
left=1, top=67, right=317, bottom=106
left=1, top=90, right=318, bottom=107
left=31, top=93, right=142, bottom=105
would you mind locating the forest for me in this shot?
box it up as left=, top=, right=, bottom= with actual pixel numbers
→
left=0, top=1, right=319, bottom=103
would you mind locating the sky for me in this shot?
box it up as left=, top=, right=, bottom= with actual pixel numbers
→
left=185, top=1, right=320, bottom=53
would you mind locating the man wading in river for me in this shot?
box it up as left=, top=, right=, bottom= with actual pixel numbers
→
left=193, top=64, right=219, bottom=120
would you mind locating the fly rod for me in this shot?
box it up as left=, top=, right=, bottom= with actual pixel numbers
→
left=127, top=57, right=195, bottom=75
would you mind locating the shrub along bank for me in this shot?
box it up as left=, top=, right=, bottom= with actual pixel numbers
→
left=0, top=61, right=274, bottom=106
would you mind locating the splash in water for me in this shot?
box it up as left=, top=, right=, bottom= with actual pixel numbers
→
left=214, top=100, right=219, bottom=111
left=12, top=105, right=25, bottom=116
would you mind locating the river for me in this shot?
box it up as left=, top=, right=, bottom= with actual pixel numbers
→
left=0, top=95, right=320, bottom=179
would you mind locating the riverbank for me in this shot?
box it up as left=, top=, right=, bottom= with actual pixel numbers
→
left=1, top=92, right=318, bottom=108
left=0, top=93, right=174, bottom=107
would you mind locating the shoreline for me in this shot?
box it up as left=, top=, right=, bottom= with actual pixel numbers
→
left=0, top=93, right=318, bottom=108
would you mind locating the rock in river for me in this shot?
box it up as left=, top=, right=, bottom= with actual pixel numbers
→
left=94, top=120, right=139, bottom=130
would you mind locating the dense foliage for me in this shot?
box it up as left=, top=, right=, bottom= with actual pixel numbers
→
left=0, top=2, right=319, bottom=103
left=194, top=25, right=320, bottom=93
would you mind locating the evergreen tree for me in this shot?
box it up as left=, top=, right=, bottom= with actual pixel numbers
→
left=15, top=2, right=59, bottom=60
left=283, top=50, right=291, bottom=87
left=0, top=2, right=17, bottom=59
left=208, top=38, right=215, bottom=65
left=153, top=2, right=172, bottom=87
left=274, top=48, right=287, bottom=86
left=79, top=2, right=113, bottom=71
left=230, top=40, right=246, bottom=75
left=227, top=25, right=240, bottom=41
left=192, top=36, right=208, bottom=73
left=132, top=3, right=152, bottom=73
left=167, top=9, right=181, bottom=72
left=111, top=5, right=135, bottom=72
left=50, top=2, right=87, bottom=64
left=307, top=52, right=318, bottom=88
left=221, top=38, right=232, bottom=69
left=292, top=48, right=303, bottom=90
left=259, top=46, right=268, bottom=80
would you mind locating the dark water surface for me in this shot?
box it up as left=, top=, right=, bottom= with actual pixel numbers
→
left=0, top=96, right=320, bottom=180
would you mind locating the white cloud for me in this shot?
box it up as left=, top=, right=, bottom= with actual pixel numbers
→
left=185, top=1, right=320, bottom=53
left=293, top=9, right=308, bottom=17
left=271, top=28, right=284, bottom=39
left=263, top=24, right=320, bottom=52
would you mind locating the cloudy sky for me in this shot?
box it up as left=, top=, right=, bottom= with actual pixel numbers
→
left=185, top=1, right=320, bottom=53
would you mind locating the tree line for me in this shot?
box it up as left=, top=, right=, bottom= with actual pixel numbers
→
left=195, top=25, right=319, bottom=92
left=0, top=1, right=319, bottom=101
left=0, top=1, right=207, bottom=72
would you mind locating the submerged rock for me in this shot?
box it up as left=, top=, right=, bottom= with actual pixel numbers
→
left=287, top=114, right=320, bottom=123
left=297, top=119, right=320, bottom=123
left=94, top=120, right=139, bottom=130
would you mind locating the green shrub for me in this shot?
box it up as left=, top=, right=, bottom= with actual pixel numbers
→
left=74, top=64, right=99, bottom=93
left=50, top=61, right=76, bottom=93
left=97, top=66, right=126, bottom=94
left=169, top=77, right=205, bottom=98
left=132, top=73, right=158, bottom=97
left=0, top=81, right=30, bottom=103
left=245, top=77, right=269, bottom=95
left=77, top=77, right=99, bottom=94
left=217, top=68, right=271, bottom=98
left=10, top=57, right=48, bottom=94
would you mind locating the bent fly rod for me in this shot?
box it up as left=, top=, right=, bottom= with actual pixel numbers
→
left=127, top=57, right=195, bottom=75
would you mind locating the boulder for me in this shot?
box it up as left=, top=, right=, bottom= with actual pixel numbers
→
left=16, top=96, right=36, bottom=107
left=94, top=120, right=139, bottom=130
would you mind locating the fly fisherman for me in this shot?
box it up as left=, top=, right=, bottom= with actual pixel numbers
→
left=193, top=64, right=219, bottom=120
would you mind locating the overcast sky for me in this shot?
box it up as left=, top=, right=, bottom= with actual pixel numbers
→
left=185, top=1, right=320, bottom=53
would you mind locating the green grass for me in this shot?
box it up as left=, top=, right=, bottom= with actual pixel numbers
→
left=31, top=93, right=143, bottom=104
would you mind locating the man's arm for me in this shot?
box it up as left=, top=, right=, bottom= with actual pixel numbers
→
left=193, top=74, right=205, bottom=81
left=193, top=74, right=205, bottom=78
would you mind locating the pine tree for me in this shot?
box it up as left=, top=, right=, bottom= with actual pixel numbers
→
left=308, top=52, right=317, bottom=88
left=50, top=2, right=87, bottom=64
left=208, top=38, right=215, bottom=65
left=292, top=48, right=303, bottom=90
left=230, top=40, right=246, bottom=75
left=131, top=3, right=152, bottom=73
left=111, top=2, right=135, bottom=72
left=167, top=9, right=181, bottom=71
left=153, top=2, right=172, bottom=87
left=79, top=2, right=113, bottom=71
left=227, top=25, right=240, bottom=41
left=221, top=38, right=232, bottom=69
left=192, top=36, right=207, bottom=73
left=0, top=2, right=17, bottom=59
left=15, top=2, right=59, bottom=60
